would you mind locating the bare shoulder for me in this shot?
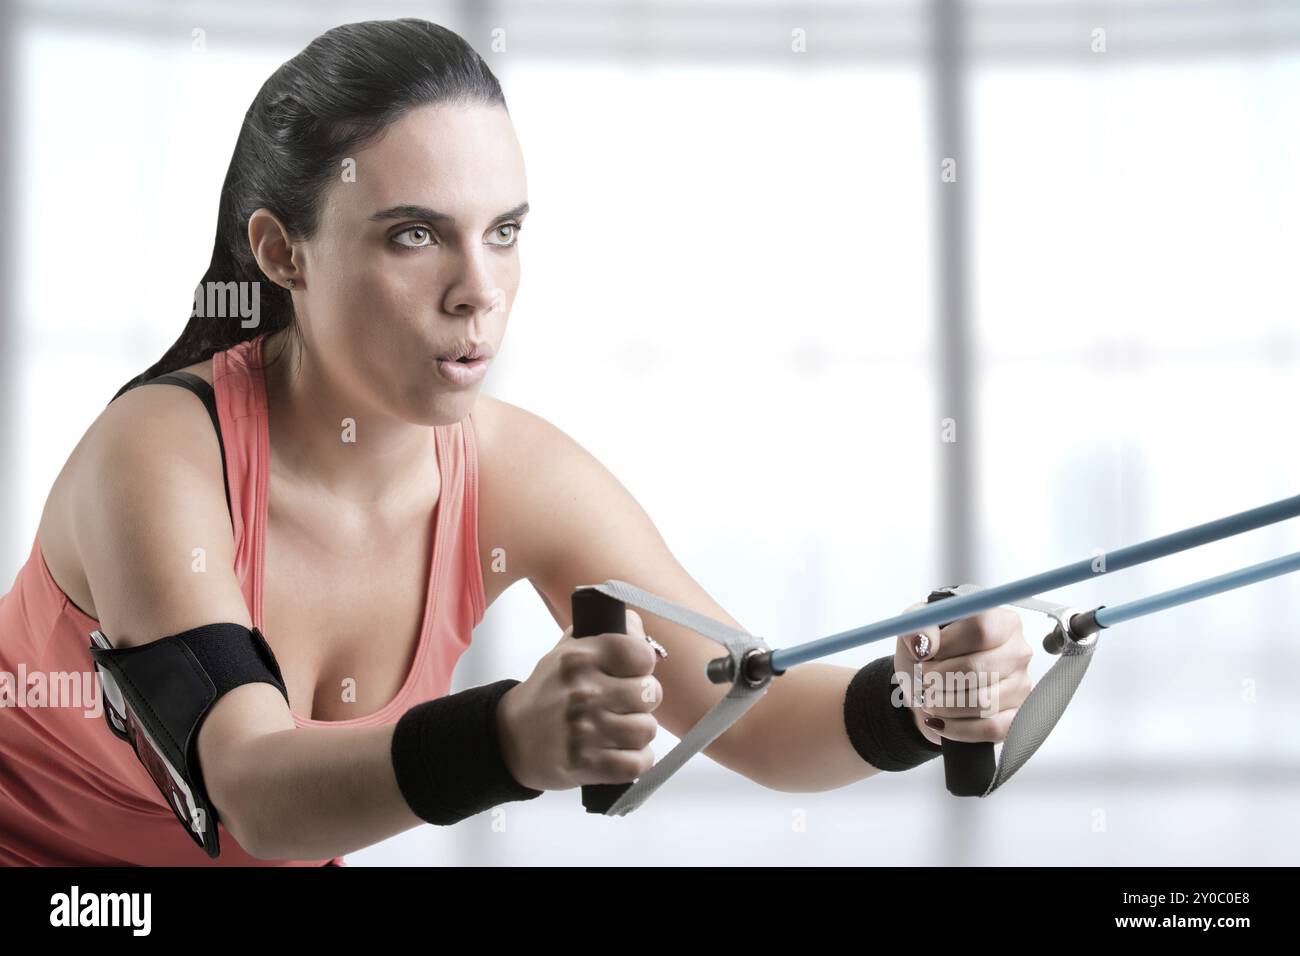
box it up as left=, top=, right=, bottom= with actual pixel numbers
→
left=86, top=358, right=221, bottom=470
left=38, top=357, right=226, bottom=621
left=48, top=357, right=221, bottom=521
left=471, top=392, right=618, bottom=507
left=470, top=394, right=553, bottom=604
left=470, top=393, right=653, bottom=593
left=470, top=392, right=571, bottom=473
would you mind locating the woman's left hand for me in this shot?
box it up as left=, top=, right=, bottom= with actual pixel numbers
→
left=892, top=600, right=1033, bottom=747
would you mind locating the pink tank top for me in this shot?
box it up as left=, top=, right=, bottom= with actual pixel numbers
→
left=0, top=332, right=487, bottom=865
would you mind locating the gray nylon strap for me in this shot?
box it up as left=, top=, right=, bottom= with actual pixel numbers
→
left=980, top=634, right=1099, bottom=795
left=583, top=580, right=772, bottom=816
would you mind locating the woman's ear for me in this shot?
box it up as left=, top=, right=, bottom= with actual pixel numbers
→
left=247, top=207, right=300, bottom=290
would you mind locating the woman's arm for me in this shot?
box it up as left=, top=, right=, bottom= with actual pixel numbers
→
left=487, top=400, right=894, bottom=793
left=74, top=386, right=425, bottom=860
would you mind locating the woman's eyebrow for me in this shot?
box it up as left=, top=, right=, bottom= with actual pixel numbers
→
left=368, top=201, right=530, bottom=225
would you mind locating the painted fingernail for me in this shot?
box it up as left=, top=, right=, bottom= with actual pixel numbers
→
left=924, top=716, right=945, bottom=730
left=911, top=633, right=930, bottom=660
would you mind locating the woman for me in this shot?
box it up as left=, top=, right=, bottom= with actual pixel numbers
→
left=0, top=18, right=1031, bottom=866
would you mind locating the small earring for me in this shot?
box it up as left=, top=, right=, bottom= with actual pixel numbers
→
left=286, top=278, right=295, bottom=290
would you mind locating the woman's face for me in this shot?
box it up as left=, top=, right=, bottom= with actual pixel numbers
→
left=290, top=101, right=527, bottom=425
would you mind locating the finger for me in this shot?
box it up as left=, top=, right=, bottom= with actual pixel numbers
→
left=918, top=653, right=1015, bottom=714
left=916, top=667, right=996, bottom=714
left=924, top=707, right=1020, bottom=744
left=584, top=744, right=657, bottom=786
left=900, top=600, right=942, bottom=661
left=893, top=659, right=927, bottom=709
left=920, top=670, right=1031, bottom=719
left=601, top=673, right=664, bottom=714
left=922, top=638, right=1032, bottom=695
left=892, top=674, right=944, bottom=744
left=926, top=606, right=1021, bottom=661
left=582, top=629, right=659, bottom=678
left=916, top=718, right=944, bottom=747
left=591, top=710, right=660, bottom=750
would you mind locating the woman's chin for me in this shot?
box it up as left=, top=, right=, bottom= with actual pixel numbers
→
left=408, top=386, right=478, bottom=427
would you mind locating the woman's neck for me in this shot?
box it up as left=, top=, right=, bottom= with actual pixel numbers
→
left=260, top=328, right=440, bottom=513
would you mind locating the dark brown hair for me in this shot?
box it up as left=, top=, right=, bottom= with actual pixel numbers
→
left=113, top=18, right=506, bottom=399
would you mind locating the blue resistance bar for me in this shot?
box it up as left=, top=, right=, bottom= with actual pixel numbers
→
left=1092, top=548, right=1300, bottom=629
left=769, top=491, right=1300, bottom=673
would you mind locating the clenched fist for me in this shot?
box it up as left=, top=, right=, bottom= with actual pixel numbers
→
left=892, top=600, right=1033, bottom=747
left=496, top=610, right=664, bottom=792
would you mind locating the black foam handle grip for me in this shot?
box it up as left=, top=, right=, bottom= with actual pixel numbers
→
left=570, top=587, right=636, bottom=814
left=926, top=589, right=996, bottom=797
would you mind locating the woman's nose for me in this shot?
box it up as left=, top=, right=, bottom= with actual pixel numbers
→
left=445, top=250, right=504, bottom=315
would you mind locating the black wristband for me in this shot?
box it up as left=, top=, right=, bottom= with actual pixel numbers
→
left=843, top=654, right=943, bottom=772
left=391, top=678, right=543, bottom=826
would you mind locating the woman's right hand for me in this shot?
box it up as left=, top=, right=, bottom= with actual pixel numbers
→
left=496, top=610, right=663, bottom=792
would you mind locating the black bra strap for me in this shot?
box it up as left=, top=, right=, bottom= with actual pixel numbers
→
left=115, top=372, right=234, bottom=529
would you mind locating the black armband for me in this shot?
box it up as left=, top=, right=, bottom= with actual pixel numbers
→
left=843, top=654, right=943, bottom=772
left=89, top=622, right=289, bottom=859
left=391, top=679, right=543, bottom=826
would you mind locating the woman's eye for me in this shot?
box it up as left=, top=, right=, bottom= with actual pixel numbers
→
left=392, top=226, right=434, bottom=249
left=488, top=223, right=522, bottom=247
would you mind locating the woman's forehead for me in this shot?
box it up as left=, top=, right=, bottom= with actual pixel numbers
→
left=327, top=104, right=525, bottom=222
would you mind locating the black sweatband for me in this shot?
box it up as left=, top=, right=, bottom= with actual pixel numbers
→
left=391, top=678, right=544, bottom=826
left=843, top=654, right=943, bottom=772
